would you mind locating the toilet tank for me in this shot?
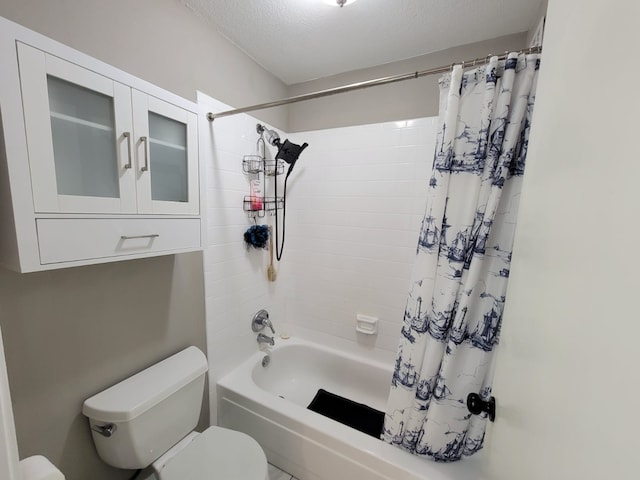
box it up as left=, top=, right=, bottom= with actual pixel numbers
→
left=82, top=347, right=208, bottom=470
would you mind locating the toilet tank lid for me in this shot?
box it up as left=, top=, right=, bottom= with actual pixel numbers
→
left=82, top=347, right=208, bottom=423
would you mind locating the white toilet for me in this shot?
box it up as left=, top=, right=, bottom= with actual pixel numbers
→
left=82, top=347, right=268, bottom=480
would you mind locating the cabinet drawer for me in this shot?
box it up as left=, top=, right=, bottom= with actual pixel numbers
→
left=36, top=218, right=201, bottom=264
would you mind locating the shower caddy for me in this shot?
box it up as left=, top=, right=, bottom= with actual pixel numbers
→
left=242, top=154, right=284, bottom=218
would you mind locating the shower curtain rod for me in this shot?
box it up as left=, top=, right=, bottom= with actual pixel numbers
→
left=207, top=45, right=542, bottom=122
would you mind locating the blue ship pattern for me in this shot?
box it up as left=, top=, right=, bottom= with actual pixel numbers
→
left=468, top=292, right=504, bottom=351
left=418, top=209, right=439, bottom=252
left=382, top=52, right=540, bottom=463
left=426, top=299, right=456, bottom=340
left=391, top=345, right=419, bottom=389
left=415, top=376, right=437, bottom=409
left=418, top=432, right=467, bottom=462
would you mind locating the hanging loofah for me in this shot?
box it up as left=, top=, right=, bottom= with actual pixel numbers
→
left=244, top=224, right=270, bottom=250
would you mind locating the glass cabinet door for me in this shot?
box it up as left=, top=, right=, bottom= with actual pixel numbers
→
left=148, top=112, right=189, bottom=203
left=47, top=76, right=120, bottom=199
left=17, top=43, right=136, bottom=214
left=133, top=90, right=199, bottom=215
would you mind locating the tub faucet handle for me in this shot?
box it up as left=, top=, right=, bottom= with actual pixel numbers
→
left=263, top=317, right=275, bottom=334
left=252, top=309, right=275, bottom=334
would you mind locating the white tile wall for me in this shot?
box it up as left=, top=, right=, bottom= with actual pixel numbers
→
left=199, top=90, right=438, bottom=421
left=282, top=118, right=438, bottom=352
left=198, top=93, right=283, bottom=423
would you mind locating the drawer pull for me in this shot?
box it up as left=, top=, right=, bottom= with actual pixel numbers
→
left=120, top=234, right=160, bottom=240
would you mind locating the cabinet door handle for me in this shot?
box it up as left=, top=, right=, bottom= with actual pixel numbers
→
left=140, top=136, right=149, bottom=172
left=123, top=132, right=132, bottom=169
left=120, top=234, right=160, bottom=240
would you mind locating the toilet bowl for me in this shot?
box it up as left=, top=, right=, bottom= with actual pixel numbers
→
left=152, top=428, right=267, bottom=480
left=82, top=347, right=267, bottom=480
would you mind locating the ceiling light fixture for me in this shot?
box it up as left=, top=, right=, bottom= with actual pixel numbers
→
left=323, top=0, right=358, bottom=7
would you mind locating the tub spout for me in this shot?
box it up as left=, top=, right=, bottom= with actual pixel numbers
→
left=256, top=333, right=275, bottom=346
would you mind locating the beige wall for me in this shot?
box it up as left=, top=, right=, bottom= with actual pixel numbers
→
left=287, top=33, right=527, bottom=132
left=0, top=1, right=289, bottom=479
left=0, top=0, right=289, bottom=130
left=0, top=254, right=207, bottom=480
left=483, top=0, right=639, bottom=478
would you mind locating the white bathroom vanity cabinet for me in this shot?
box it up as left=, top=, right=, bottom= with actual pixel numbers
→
left=0, top=17, right=204, bottom=272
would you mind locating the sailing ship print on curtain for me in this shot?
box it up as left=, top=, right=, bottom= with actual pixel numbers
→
left=381, top=52, right=541, bottom=462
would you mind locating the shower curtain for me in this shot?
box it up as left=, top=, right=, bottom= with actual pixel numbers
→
left=382, top=52, right=540, bottom=462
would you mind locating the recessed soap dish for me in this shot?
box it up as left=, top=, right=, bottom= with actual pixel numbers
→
left=355, top=314, right=378, bottom=335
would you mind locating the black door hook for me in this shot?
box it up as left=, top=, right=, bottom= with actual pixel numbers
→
left=466, top=393, right=496, bottom=422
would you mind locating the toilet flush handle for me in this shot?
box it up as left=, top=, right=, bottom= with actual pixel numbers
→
left=91, top=423, right=117, bottom=437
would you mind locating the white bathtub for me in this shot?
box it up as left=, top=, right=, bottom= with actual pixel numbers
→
left=217, top=336, right=483, bottom=480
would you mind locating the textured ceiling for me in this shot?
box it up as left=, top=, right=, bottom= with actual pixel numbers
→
left=181, top=0, right=542, bottom=85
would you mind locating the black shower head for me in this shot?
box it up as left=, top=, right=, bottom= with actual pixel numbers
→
left=256, top=123, right=308, bottom=172
left=276, top=139, right=308, bottom=165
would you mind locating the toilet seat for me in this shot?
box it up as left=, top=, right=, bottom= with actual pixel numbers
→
left=154, top=426, right=268, bottom=480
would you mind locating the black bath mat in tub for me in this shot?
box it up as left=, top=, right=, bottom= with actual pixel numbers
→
left=307, top=389, right=384, bottom=438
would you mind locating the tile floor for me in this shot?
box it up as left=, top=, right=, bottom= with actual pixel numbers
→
left=268, top=462, right=299, bottom=480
